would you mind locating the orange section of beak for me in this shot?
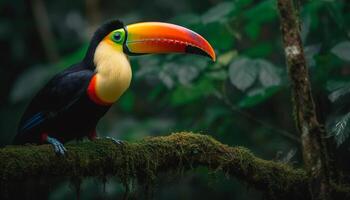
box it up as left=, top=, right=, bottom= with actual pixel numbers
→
left=125, top=22, right=216, bottom=61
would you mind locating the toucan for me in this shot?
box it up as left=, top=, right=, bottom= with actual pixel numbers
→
left=13, top=20, right=215, bottom=155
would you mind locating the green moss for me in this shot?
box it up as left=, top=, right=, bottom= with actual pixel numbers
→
left=0, top=132, right=314, bottom=199
left=332, top=182, right=350, bottom=200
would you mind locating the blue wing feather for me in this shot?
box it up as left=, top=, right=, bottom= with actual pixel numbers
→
left=20, top=112, right=45, bottom=133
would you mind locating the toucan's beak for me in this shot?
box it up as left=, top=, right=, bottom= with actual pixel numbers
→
left=123, top=22, right=216, bottom=61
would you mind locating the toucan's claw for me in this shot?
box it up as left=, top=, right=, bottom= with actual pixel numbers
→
left=47, top=136, right=67, bottom=155
left=105, top=136, right=124, bottom=145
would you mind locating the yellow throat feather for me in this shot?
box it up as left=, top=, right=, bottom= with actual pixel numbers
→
left=93, top=39, right=132, bottom=104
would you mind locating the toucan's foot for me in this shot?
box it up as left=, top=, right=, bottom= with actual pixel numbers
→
left=87, top=131, right=123, bottom=145
left=47, top=136, right=67, bottom=155
left=105, top=136, right=124, bottom=145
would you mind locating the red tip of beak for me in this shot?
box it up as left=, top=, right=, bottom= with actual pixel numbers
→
left=125, top=22, right=216, bottom=61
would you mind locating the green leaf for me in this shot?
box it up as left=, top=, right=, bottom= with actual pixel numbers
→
left=301, top=0, right=324, bottom=30
left=228, top=57, right=281, bottom=91
left=326, top=80, right=350, bottom=91
left=304, top=44, right=321, bottom=66
left=229, top=57, right=258, bottom=91
left=176, top=65, right=200, bottom=85
left=238, top=86, right=281, bottom=108
left=217, top=50, right=237, bottom=66
left=204, top=106, right=230, bottom=125
left=327, top=112, right=350, bottom=146
left=328, top=83, right=350, bottom=102
left=301, top=14, right=311, bottom=43
left=331, top=41, right=350, bottom=61
left=159, top=62, right=184, bottom=89
left=279, top=148, right=297, bottom=164
left=134, top=56, right=161, bottom=79
left=201, top=2, right=234, bottom=24
left=232, top=58, right=283, bottom=107
left=244, top=22, right=260, bottom=41
left=256, top=59, right=281, bottom=87
left=326, top=1, right=345, bottom=29
left=205, top=70, right=228, bottom=81
left=242, top=0, right=277, bottom=41
left=243, top=0, right=276, bottom=23
left=171, top=79, right=215, bottom=106
left=326, top=80, right=350, bottom=102
left=159, top=70, right=174, bottom=89
left=201, top=22, right=234, bottom=50
left=235, top=0, right=253, bottom=8
left=147, top=85, right=164, bottom=102
left=243, top=42, right=273, bottom=58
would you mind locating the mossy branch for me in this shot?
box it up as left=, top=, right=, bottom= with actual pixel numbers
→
left=0, top=132, right=308, bottom=199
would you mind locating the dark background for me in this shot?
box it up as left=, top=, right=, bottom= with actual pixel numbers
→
left=0, top=0, right=349, bottom=199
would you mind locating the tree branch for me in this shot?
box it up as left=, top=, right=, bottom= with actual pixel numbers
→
left=0, top=132, right=308, bottom=199
left=276, top=0, right=332, bottom=199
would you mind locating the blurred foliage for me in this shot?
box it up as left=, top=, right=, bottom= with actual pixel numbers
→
left=0, top=0, right=349, bottom=199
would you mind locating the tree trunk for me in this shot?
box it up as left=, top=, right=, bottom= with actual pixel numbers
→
left=276, top=0, right=333, bottom=199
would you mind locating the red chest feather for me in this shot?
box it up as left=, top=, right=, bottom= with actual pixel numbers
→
left=87, top=75, right=113, bottom=106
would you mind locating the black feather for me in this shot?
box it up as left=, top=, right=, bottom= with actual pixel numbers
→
left=83, top=19, right=124, bottom=68
left=14, top=65, right=94, bottom=143
left=14, top=19, right=124, bottom=144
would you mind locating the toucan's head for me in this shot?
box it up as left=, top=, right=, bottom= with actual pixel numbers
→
left=84, top=20, right=215, bottom=66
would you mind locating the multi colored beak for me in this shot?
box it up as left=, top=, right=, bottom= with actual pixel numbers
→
left=123, top=22, right=216, bottom=61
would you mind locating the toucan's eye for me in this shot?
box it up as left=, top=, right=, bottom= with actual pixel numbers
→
left=113, top=32, right=122, bottom=42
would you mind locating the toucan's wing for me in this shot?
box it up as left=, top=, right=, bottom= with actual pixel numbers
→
left=15, top=65, right=94, bottom=143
